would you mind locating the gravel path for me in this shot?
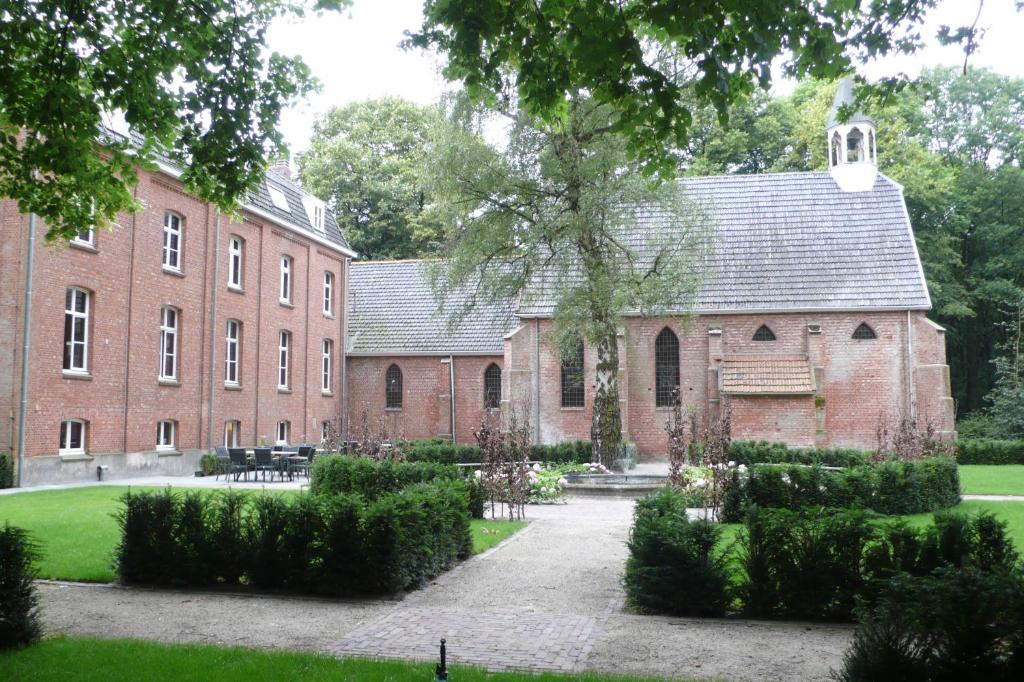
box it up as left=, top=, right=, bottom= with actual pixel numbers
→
left=38, top=495, right=854, bottom=680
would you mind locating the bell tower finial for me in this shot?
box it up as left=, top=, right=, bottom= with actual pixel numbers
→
left=827, top=76, right=878, bottom=192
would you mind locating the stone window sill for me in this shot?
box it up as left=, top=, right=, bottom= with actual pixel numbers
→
left=560, top=406, right=585, bottom=411
left=224, top=382, right=243, bottom=391
left=321, top=390, right=334, bottom=397
left=63, top=370, right=93, bottom=381
left=227, top=285, right=245, bottom=294
left=279, top=300, right=294, bottom=309
left=59, top=452, right=92, bottom=462
left=323, top=313, right=334, bottom=320
left=158, top=378, right=181, bottom=387
left=157, top=450, right=182, bottom=457
left=277, top=387, right=292, bottom=394
left=162, top=266, right=185, bottom=278
left=385, top=407, right=402, bottom=412
left=69, top=241, right=98, bottom=253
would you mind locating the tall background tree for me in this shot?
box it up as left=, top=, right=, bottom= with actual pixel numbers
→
left=298, top=97, right=443, bottom=259
left=425, top=97, right=707, bottom=465
left=0, top=0, right=349, bottom=242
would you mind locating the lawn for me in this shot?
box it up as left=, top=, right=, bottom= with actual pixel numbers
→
left=0, top=486, right=523, bottom=582
left=958, top=465, right=1024, bottom=496
left=2, top=636, right=677, bottom=682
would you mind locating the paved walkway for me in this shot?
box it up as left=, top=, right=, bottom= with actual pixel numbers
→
left=962, top=494, right=1024, bottom=502
left=37, top=494, right=853, bottom=680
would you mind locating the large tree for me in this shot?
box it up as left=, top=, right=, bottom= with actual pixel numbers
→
left=425, top=97, right=707, bottom=465
left=409, top=0, right=1001, bottom=175
left=0, top=0, right=349, bottom=242
left=297, top=98, right=443, bottom=259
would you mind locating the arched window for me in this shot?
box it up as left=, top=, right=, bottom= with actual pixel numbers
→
left=483, top=363, right=502, bottom=409
left=830, top=131, right=842, bottom=166
left=655, top=327, right=680, bottom=407
left=852, top=322, right=877, bottom=340
left=868, top=130, right=876, bottom=163
left=560, top=339, right=585, bottom=408
left=752, top=325, right=776, bottom=342
left=385, top=364, right=403, bottom=409
left=847, top=127, right=865, bottom=163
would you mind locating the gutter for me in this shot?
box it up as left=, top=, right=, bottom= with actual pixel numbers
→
left=15, top=211, right=37, bottom=486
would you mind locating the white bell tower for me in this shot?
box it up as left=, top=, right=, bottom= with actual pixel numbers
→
left=827, top=77, right=878, bottom=192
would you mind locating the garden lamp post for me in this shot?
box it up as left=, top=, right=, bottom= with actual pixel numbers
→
left=435, top=638, right=447, bottom=681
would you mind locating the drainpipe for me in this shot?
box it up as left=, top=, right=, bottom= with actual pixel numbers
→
left=534, top=318, right=541, bottom=445
left=906, top=310, right=916, bottom=420
left=15, top=211, right=37, bottom=487
left=206, top=210, right=222, bottom=451
left=449, top=354, right=456, bottom=443
left=340, top=257, right=350, bottom=441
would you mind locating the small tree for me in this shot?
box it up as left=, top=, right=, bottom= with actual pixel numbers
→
left=874, top=411, right=956, bottom=462
left=0, top=524, right=42, bottom=648
left=353, top=408, right=404, bottom=462
left=988, top=297, right=1024, bottom=437
left=665, top=391, right=690, bottom=489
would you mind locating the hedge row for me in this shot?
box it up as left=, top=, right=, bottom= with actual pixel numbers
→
left=728, top=440, right=870, bottom=468
left=0, top=453, right=13, bottom=489
left=956, top=439, right=1024, bottom=465
left=721, top=457, right=960, bottom=521
left=0, top=524, right=42, bottom=649
left=626, top=488, right=1019, bottom=622
left=309, top=456, right=484, bottom=519
left=402, top=440, right=592, bottom=466
left=115, top=485, right=472, bottom=595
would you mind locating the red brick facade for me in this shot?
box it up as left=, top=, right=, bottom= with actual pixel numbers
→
left=1, top=167, right=351, bottom=484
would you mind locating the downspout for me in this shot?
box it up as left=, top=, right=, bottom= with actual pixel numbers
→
left=449, top=354, right=456, bottom=443
left=121, top=187, right=139, bottom=453
left=253, top=225, right=264, bottom=442
left=206, top=209, right=222, bottom=451
left=906, top=310, right=916, bottom=420
left=534, top=318, right=541, bottom=445
left=340, top=257, right=350, bottom=440
left=15, top=212, right=37, bottom=486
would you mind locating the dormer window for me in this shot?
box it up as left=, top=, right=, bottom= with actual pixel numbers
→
left=267, top=183, right=290, bottom=212
left=303, top=196, right=326, bottom=234
left=752, top=325, right=776, bottom=342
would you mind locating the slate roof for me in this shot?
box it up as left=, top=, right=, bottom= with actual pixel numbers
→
left=827, top=76, right=875, bottom=127
left=517, top=171, right=931, bottom=316
left=347, top=260, right=517, bottom=355
left=720, top=357, right=815, bottom=395
left=97, top=125, right=352, bottom=254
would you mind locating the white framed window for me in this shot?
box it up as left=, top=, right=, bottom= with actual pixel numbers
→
left=323, top=271, right=334, bottom=316
left=321, top=339, right=333, bottom=393
left=227, top=236, right=243, bottom=289
left=72, top=227, right=95, bottom=248
left=59, top=419, right=86, bottom=456
left=63, top=287, right=90, bottom=373
left=225, top=320, right=241, bottom=385
left=163, top=211, right=182, bottom=271
left=303, top=196, right=326, bottom=234
left=276, top=420, right=290, bottom=445
left=279, top=255, right=292, bottom=303
left=321, top=420, right=330, bottom=443
left=224, top=420, right=240, bottom=448
left=156, top=420, right=176, bottom=451
left=278, top=330, right=290, bottom=389
left=159, top=306, right=179, bottom=381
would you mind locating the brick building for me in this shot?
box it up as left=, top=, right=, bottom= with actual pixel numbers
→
left=1, top=148, right=355, bottom=485
left=344, top=80, right=956, bottom=456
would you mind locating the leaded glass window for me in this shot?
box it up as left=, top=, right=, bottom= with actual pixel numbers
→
left=655, top=328, right=680, bottom=407
left=561, top=340, right=585, bottom=408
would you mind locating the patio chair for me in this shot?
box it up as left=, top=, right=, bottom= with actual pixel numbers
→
left=253, top=447, right=275, bottom=482
left=228, top=448, right=251, bottom=482
left=291, top=445, right=316, bottom=479
left=214, top=446, right=230, bottom=481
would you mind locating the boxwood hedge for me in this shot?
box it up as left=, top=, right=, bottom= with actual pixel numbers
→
left=956, top=439, right=1024, bottom=465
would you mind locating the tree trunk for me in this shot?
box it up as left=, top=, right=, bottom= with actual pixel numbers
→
left=591, top=330, right=622, bottom=468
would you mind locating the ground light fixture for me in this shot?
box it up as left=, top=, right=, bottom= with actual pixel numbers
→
left=435, top=638, right=448, bottom=681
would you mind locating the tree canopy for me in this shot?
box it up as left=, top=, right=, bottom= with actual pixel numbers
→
left=0, top=0, right=349, bottom=242
left=409, top=0, right=996, bottom=175
left=297, top=97, right=444, bottom=260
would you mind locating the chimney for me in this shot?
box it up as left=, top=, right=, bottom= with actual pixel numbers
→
left=268, top=158, right=292, bottom=181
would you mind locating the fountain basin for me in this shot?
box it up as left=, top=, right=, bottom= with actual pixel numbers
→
left=563, top=473, right=668, bottom=498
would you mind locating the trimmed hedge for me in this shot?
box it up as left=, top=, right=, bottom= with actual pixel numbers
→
left=115, top=485, right=472, bottom=595
left=627, top=488, right=1020, bottom=624
left=0, top=453, right=13, bottom=489
left=0, top=524, right=42, bottom=649
left=721, top=457, right=960, bottom=521
left=728, top=440, right=870, bottom=468
left=402, top=440, right=592, bottom=465
left=309, top=456, right=484, bottom=519
left=956, top=438, right=1024, bottom=465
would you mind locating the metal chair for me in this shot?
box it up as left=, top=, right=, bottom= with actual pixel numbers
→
left=253, top=447, right=275, bottom=482
left=214, top=446, right=230, bottom=481
left=291, top=445, right=316, bottom=479
left=228, top=448, right=251, bottom=481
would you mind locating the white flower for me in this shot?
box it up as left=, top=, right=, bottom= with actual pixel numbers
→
left=738, top=464, right=747, bottom=473
left=557, top=478, right=568, bottom=486
left=533, top=463, right=542, bottom=472
left=728, top=461, right=736, bottom=468
left=474, top=470, right=482, bottom=479
left=541, top=486, right=549, bottom=493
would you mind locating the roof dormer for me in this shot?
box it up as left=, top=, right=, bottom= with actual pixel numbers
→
left=827, top=77, right=878, bottom=193
left=302, top=195, right=326, bottom=234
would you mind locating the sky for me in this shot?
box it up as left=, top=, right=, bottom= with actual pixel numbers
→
left=267, top=0, right=1024, bottom=156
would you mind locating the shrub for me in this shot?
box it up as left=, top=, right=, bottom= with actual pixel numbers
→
left=310, top=456, right=462, bottom=499
left=0, top=524, right=42, bottom=649
left=837, top=567, right=1024, bottom=682
left=0, top=453, right=13, bottom=489
left=720, top=458, right=960, bottom=521
left=208, top=490, right=247, bottom=584
left=198, top=454, right=222, bottom=477
left=115, top=489, right=179, bottom=584
left=729, top=440, right=869, bottom=468
left=401, top=440, right=593, bottom=466
left=245, top=494, right=290, bottom=590
left=623, top=488, right=729, bottom=617
left=956, top=438, right=1024, bottom=464
left=173, top=491, right=215, bottom=585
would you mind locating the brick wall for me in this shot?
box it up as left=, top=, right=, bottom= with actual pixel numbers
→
left=0, top=167, right=348, bottom=484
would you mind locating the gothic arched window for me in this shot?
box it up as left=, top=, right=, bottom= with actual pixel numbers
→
left=560, top=339, right=585, bottom=408
left=385, top=364, right=403, bottom=409
left=484, top=363, right=502, bottom=409
left=753, top=325, right=776, bottom=342
left=830, top=131, right=842, bottom=166
left=655, top=327, right=680, bottom=407
left=852, top=323, right=877, bottom=340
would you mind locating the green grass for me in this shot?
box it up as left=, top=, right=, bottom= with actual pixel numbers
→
left=958, top=465, right=1024, bottom=496
left=2, top=636, right=677, bottom=682
left=471, top=519, right=526, bottom=554
left=0, top=486, right=522, bottom=582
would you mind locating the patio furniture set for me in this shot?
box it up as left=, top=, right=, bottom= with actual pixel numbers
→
left=211, top=445, right=319, bottom=482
